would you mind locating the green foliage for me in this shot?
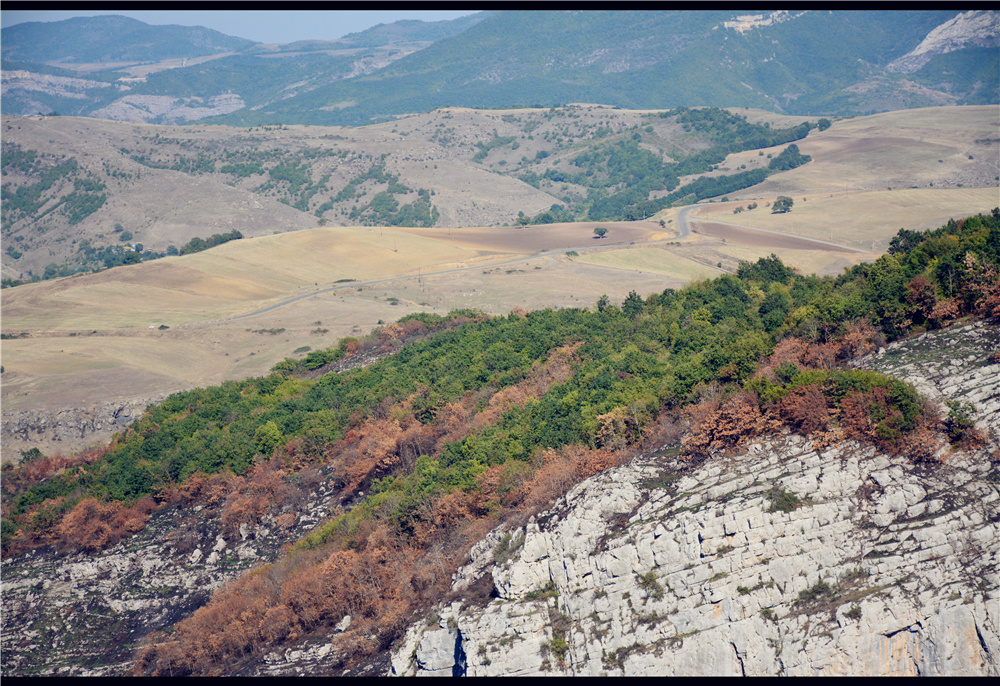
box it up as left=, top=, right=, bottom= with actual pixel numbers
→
left=767, top=144, right=811, bottom=172
left=5, top=211, right=998, bottom=559
left=766, top=486, right=806, bottom=513
left=178, top=230, right=243, bottom=255
left=772, top=196, right=794, bottom=213
left=473, top=135, right=517, bottom=162
left=636, top=570, right=665, bottom=600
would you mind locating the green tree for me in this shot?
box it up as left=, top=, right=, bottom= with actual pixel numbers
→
left=772, top=196, right=794, bottom=214
left=254, top=420, right=283, bottom=456
left=594, top=227, right=608, bottom=238
left=623, top=290, right=643, bottom=319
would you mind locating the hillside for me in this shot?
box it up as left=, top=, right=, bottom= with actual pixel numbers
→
left=4, top=105, right=996, bottom=283
left=1, top=210, right=999, bottom=675
left=0, top=15, right=256, bottom=65
left=2, top=106, right=997, bottom=461
left=396, top=320, right=1000, bottom=674
left=1, top=12, right=995, bottom=125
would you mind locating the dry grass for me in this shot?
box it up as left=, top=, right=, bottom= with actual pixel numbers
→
left=713, top=244, right=872, bottom=278
left=690, top=188, right=998, bottom=251
left=3, top=105, right=996, bottom=435
left=735, top=106, right=999, bottom=199
left=570, top=245, right=719, bottom=281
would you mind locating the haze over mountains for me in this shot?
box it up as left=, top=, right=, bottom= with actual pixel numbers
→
left=2, top=10, right=997, bottom=126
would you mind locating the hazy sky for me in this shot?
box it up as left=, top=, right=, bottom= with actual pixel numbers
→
left=0, top=10, right=479, bottom=44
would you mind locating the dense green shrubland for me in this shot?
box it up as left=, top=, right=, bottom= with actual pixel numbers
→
left=4, top=210, right=998, bottom=556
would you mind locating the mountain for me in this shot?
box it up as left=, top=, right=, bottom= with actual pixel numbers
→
left=203, top=9, right=997, bottom=126
left=338, top=12, right=496, bottom=48
left=2, top=11, right=995, bottom=125
left=0, top=15, right=257, bottom=64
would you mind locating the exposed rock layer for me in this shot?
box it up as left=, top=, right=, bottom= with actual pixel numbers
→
left=393, top=324, right=1000, bottom=676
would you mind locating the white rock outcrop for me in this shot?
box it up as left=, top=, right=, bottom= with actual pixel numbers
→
left=393, top=324, right=1000, bottom=676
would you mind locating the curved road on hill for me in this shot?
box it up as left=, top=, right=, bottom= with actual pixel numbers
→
left=199, top=208, right=865, bottom=324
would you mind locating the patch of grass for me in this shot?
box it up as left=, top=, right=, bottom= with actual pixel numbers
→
left=795, top=579, right=834, bottom=605
left=636, top=570, right=665, bottom=600
left=494, top=531, right=524, bottom=565
left=766, top=485, right=808, bottom=513
left=525, top=580, right=559, bottom=601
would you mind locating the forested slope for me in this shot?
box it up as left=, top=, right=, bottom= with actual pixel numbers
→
left=2, top=210, right=999, bottom=675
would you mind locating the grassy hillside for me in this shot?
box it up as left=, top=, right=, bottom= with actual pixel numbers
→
left=7, top=105, right=994, bottom=284
left=3, top=209, right=997, bottom=674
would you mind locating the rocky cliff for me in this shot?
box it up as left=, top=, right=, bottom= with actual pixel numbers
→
left=1, top=396, right=167, bottom=463
left=392, top=323, right=1000, bottom=676
left=2, top=324, right=997, bottom=676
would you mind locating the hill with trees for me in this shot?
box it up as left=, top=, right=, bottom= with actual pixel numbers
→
left=2, top=209, right=998, bottom=674
left=1, top=11, right=995, bottom=124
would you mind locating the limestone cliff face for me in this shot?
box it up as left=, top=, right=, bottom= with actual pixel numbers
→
left=1, top=396, right=166, bottom=463
left=394, top=440, right=998, bottom=676
left=393, top=324, right=1000, bottom=676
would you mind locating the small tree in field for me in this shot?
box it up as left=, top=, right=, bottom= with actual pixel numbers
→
left=772, top=196, right=794, bottom=214
left=594, top=227, right=608, bottom=239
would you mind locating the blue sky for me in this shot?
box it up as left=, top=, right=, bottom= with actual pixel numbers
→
left=0, top=10, right=478, bottom=44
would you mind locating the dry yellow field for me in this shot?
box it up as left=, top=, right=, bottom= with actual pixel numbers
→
left=689, top=188, right=999, bottom=251
left=1, top=226, right=482, bottom=331
left=570, top=245, right=720, bottom=281
left=741, top=106, right=999, bottom=199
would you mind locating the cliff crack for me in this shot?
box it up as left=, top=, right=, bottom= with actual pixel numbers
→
left=731, top=641, right=746, bottom=676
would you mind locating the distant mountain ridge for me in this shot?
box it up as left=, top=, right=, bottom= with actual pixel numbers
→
left=0, top=14, right=256, bottom=64
left=1, top=10, right=996, bottom=124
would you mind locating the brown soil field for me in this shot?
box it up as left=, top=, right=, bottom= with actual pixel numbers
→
left=397, top=220, right=666, bottom=254
left=691, top=221, right=864, bottom=252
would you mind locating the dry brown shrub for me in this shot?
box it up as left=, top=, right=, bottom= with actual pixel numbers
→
left=514, top=445, right=619, bottom=517
left=836, top=320, right=882, bottom=360
left=778, top=383, right=830, bottom=435
left=769, top=337, right=809, bottom=368
left=930, top=297, right=960, bottom=326
left=55, top=496, right=153, bottom=553
left=803, top=341, right=838, bottom=370
left=2, top=445, right=110, bottom=497
left=683, top=392, right=771, bottom=457
left=340, top=418, right=404, bottom=493
left=839, top=387, right=913, bottom=455
left=219, top=459, right=295, bottom=538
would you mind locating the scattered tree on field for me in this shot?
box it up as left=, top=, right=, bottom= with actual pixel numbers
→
left=772, top=196, right=794, bottom=213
